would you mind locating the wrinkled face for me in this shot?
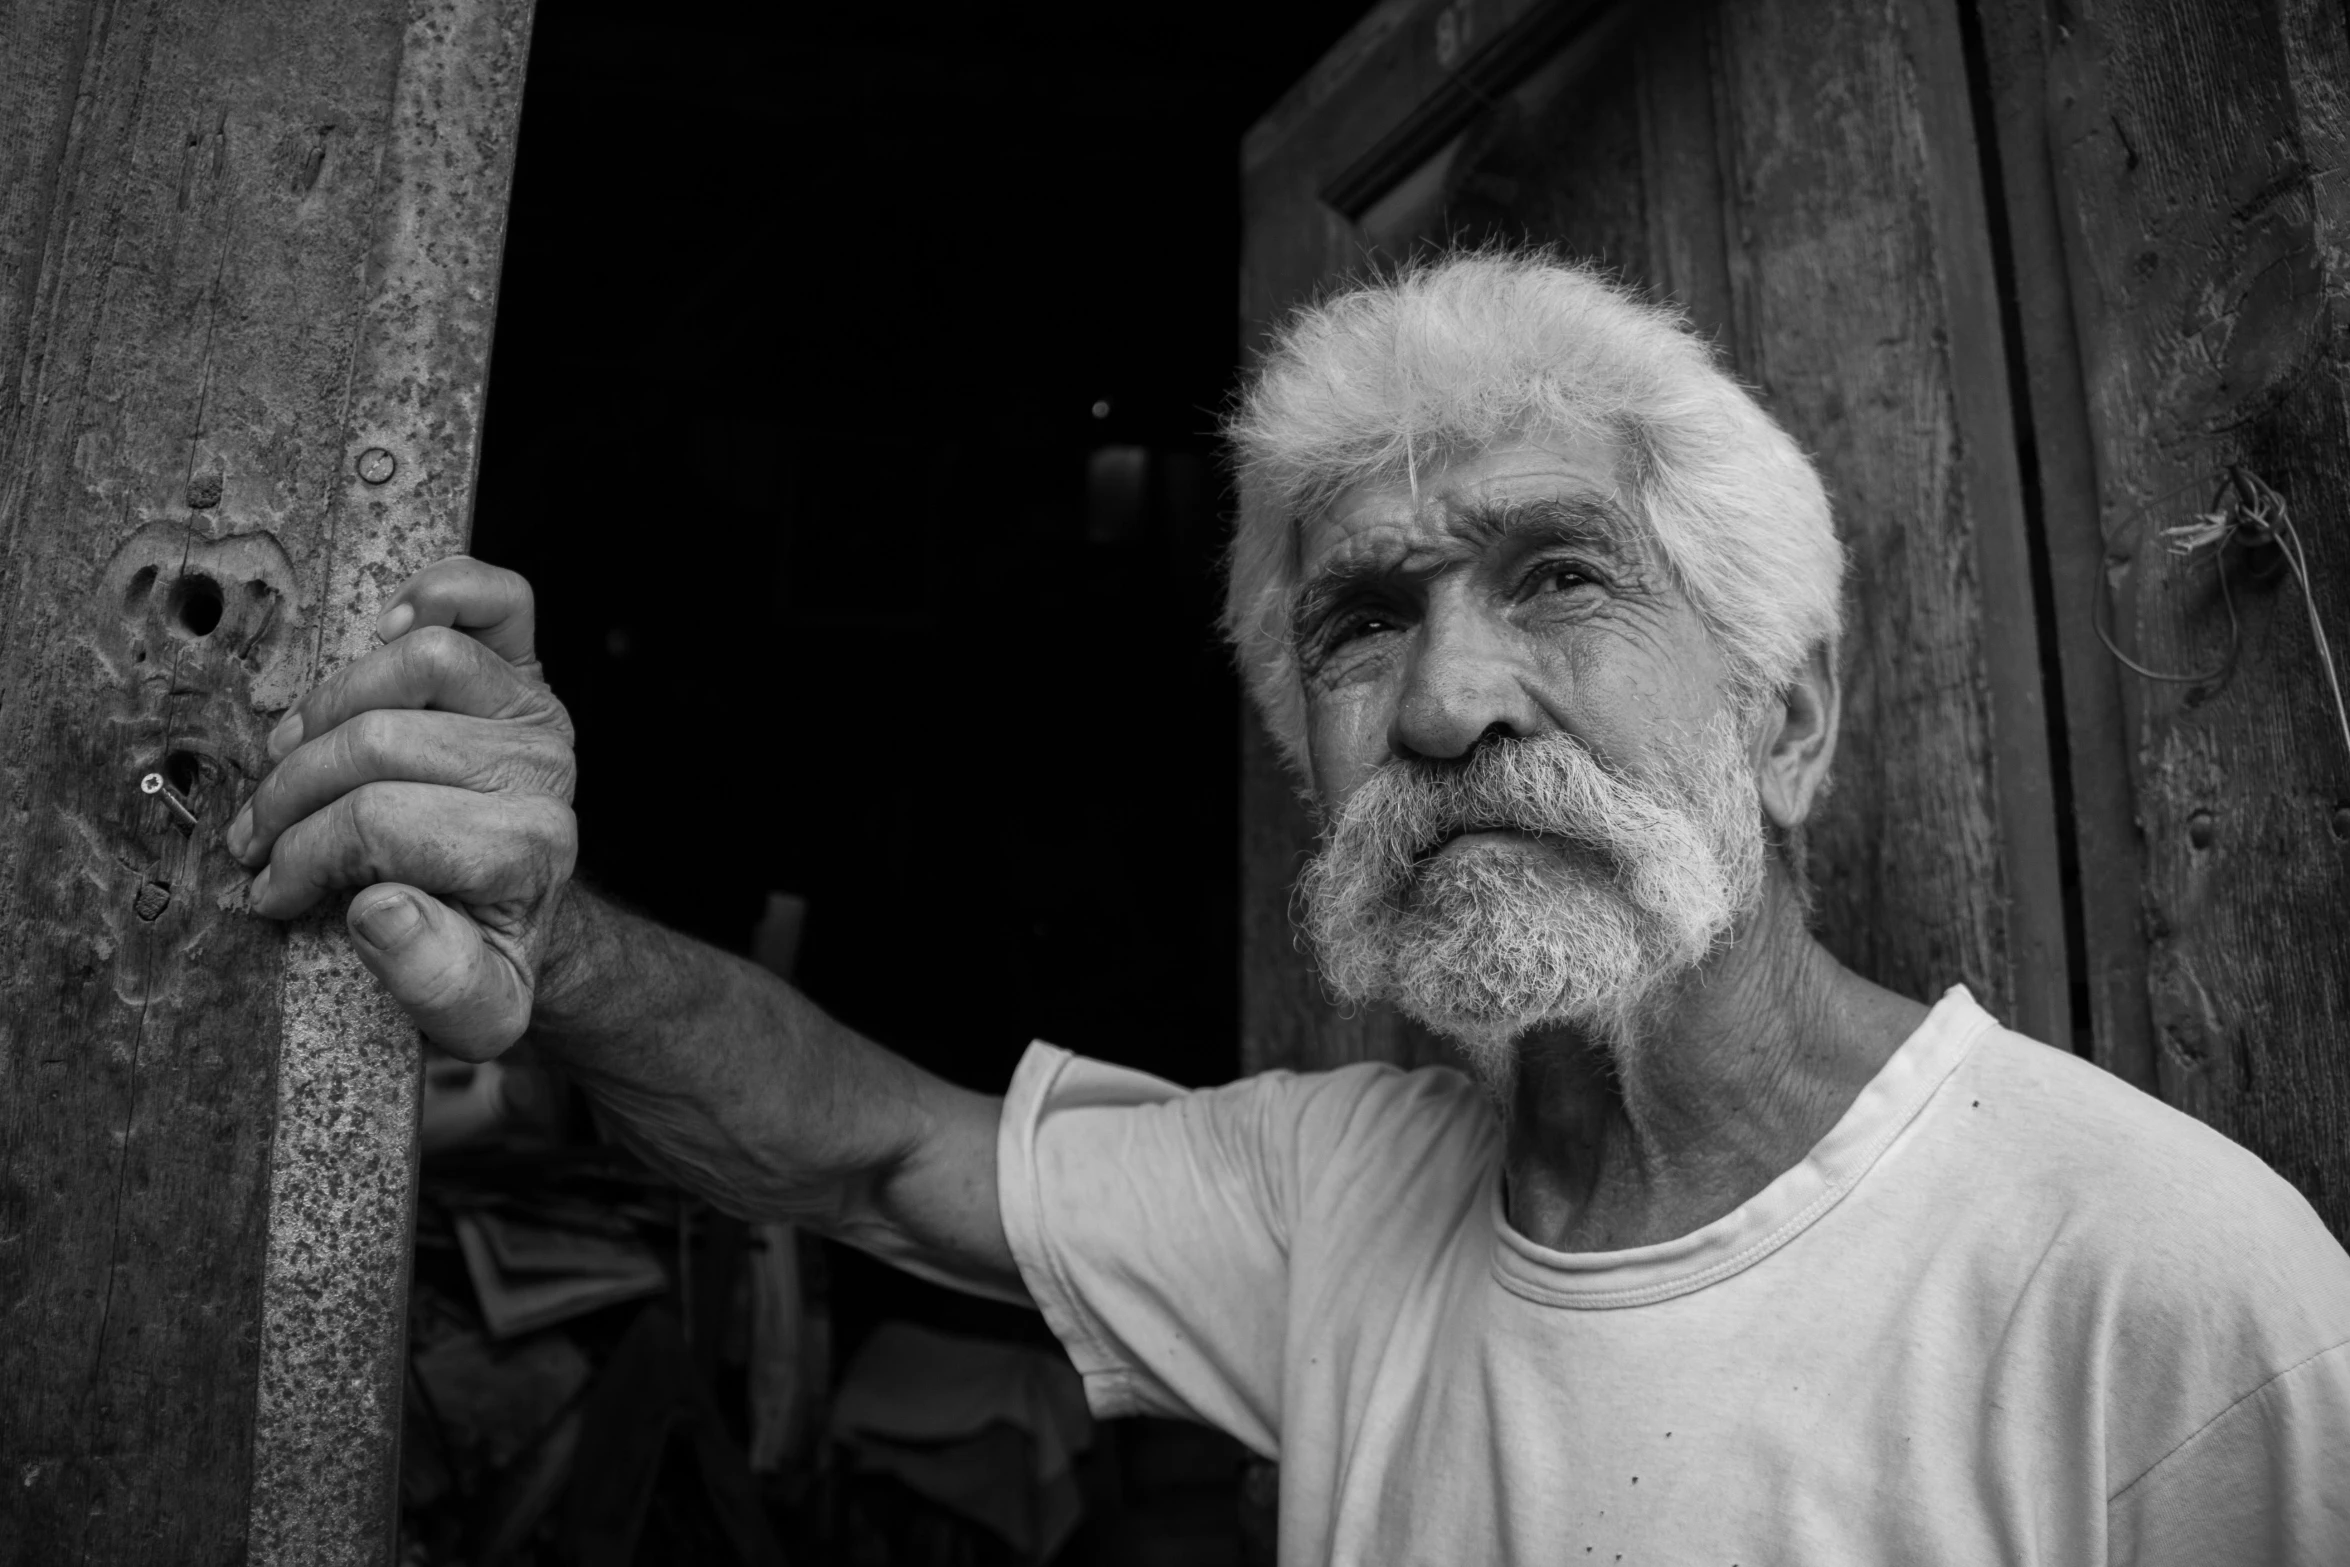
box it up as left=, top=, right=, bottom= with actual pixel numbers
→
left=1291, top=434, right=1768, bottom=1092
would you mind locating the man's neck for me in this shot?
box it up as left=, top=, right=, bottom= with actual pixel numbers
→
left=1498, top=870, right=1929, bottom=1252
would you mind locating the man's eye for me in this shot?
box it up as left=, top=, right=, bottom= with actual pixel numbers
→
left=1531, top=564, right=1597, bottom=597
left=1328, top=609, right=1400, bottom=646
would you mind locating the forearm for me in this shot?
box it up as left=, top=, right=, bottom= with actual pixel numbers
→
left=526, top=882, right=935, bottom=1232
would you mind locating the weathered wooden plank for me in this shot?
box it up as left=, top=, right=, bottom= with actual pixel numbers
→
left=1707, top=0, right=2056, bottom=1029
left=0, top=0, right=101, bottom=446
left=245, top=7, right=534, bottom=1560
left=0, top=1, right=532, bottom=1559
left=1970, top=0, right=2155, bottom=1083
left=2043, top=0, right=2350, bottom=1234
left=1634, top=1, right=1736, bottom=342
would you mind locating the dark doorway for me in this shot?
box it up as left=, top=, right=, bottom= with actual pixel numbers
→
left=422, top=2, right=1367, bottom=1559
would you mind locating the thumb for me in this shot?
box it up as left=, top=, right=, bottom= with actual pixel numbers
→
left=347, top=883, right=532, bottom=1061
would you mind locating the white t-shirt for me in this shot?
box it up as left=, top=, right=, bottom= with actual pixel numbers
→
left=996, top=987, right=2350, bottom=1565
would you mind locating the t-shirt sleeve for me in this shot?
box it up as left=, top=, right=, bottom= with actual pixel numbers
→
left=995, top=1041, right=1480, bottom=1457
left=2106, top=1339, right=2350, bottom=1566
left=995, top=1042, right=1303, bottom=1452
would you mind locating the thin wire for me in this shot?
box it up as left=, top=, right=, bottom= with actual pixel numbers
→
left=2112, top=464, right=2350, bottom=770
left=2265, top=489, right=2350, bottom=762
left=2093, top=538, right=2239, bottom=683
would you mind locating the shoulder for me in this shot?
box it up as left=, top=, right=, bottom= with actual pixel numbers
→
left=1005, top=1043, right=1495, bottom=1216
left=1176, top=1055, right=1498, bottom=1209
left=1932, top=1015, right=2350, bottom=1480
left=1952, top=1022, right=2345, bottom=1296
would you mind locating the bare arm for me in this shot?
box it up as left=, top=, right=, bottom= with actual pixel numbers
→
left=527, top=884, right=1021, bottom=1300
left=231, top=557, right=1024, bottom=1302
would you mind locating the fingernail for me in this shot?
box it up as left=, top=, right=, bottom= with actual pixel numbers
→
left=354, top=893, right=422, bottom=948
left=267, top=710, right=304, bottom=759
left=225, top=805, right=253, bottom=859
left=249, top=866, right=273, bottom=910
left=378, top=602, right=415, bottom=641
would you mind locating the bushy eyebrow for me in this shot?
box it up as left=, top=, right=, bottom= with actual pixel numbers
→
left=1288, top=494, right=1637, bottom=647
left=1451, top=495, right=1636, bottom=557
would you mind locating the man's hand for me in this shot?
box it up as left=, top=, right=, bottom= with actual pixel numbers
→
left=228, top=556, right=577, bottom=1061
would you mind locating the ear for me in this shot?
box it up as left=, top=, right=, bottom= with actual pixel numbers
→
left=1753, top=642, right=1840, bottom=833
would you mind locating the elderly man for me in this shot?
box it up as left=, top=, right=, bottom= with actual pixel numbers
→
left=230, top=253, right=2349, bottom=1561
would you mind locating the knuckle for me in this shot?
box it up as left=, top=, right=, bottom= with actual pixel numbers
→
left=518, top=796, right=577, bottom=854
left=403, top=623, right=471, bottom=680
left=292, top=669, right=346, bottom=731
left=511, top=728, right=577, bottom=796
left=339, top=786, right=394, bottom=877
left=248, top=767, right=291, bottom=833
left=336, top=708, right=395, bottom=776
left=493, top=563, right=535, bottom=610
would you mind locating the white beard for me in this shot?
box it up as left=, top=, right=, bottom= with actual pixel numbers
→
left=1297, top=715, right=1767, bottom=1100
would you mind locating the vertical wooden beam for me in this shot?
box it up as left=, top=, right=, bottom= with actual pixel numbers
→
left=1634, top=2, right=1736, bottom=342
left=1706, top=0, right=2065, bottom=1037
left=2041, top=0, right=2350, bottom=1235
left=0, top=1, right=533, bottom=1560
left=246, top=8, right=533, bottom=1559
left=1968, top=0, right=2155, bottom=1082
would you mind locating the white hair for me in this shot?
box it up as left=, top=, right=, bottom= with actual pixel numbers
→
left=1223, top=249, right=1845, bottom=782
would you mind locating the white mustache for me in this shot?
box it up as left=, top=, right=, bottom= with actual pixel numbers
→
left=1322, top=732, right=1713, bottom=906
left=1295, top=721, right=1766, bottom=1095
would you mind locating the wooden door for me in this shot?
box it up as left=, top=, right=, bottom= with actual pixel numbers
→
left=0, top=3, right=533, bottom=1560
left=1239, top=0, right=2067, bottom=1075
left=1978, top=0, right=2350, bottom=1231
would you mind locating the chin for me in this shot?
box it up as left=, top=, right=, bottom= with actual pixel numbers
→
left=1397, top=974, right=1658, bottom=1104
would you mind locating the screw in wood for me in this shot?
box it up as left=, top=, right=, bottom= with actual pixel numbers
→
left=140, top=770, right=199, bottom=830
left=356, top=446, right=398, bottom=484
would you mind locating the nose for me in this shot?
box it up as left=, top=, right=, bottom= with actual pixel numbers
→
left=1390, top=593, right=1545, bottom=762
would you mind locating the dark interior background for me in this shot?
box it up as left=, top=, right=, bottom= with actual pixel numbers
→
left=470, top=0, right=1366, bottom=1357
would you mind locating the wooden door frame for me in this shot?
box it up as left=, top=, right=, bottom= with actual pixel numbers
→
left=0, top=3, right=534, bottom=1560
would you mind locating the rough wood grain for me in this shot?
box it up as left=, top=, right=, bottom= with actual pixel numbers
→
left=1706, top=0, right=2056, bottom=1029
left=246, top=10, right=534, bottom=1560
left=2044, top=0, right=2350, bottom=1234
left=1238, top=0, right=2066, bottom=1072
left=0, top=0, right=101, bottom=441
left=0, top=1, right=532, bottom=1559
left=1634, top=2, right=1736, bottom=342
left=1970, top=0, right=2156, bottom=1083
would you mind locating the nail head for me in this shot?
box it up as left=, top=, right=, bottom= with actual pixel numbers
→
left=2187, top=810, right=2216, bottom=850
left=356, top=447, right=397, bottom=485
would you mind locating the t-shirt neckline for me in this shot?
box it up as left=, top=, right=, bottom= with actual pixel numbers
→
left=1486, top=984, right=1997, bottom=1310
